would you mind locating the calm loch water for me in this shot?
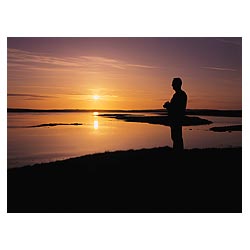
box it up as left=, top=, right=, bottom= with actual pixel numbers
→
left=7, top=112, right=242, bottom=168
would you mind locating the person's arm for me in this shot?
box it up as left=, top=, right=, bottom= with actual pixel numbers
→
left=163, top=101, right=170, bottom=109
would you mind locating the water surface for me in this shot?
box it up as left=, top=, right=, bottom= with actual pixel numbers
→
left=7, top=112, right=242, bottom=168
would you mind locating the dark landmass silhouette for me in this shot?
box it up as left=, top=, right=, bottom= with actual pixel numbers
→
left=100, top=114, right=212, bottom=126
left=8, top=123, right=83, bottom=128
left=184, top=109, right=241, bottom=117
left=210, top=125, right=242, bottom=132
left=8, top=147, right=242, bottom=213
left=7, top=108, right=242, bottom=117
left=29, top=123, right=83, bottom=128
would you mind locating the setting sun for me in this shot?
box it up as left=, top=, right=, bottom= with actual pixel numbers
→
left=93, top=95, right=100, bottom=100
left=7, top=37, right=242, bottom=110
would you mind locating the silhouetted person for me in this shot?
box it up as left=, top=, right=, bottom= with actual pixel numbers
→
left=163, top=77, right=187, bottom=151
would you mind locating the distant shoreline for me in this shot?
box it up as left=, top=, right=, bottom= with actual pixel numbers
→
left=7, top=108, right=242, bottom=117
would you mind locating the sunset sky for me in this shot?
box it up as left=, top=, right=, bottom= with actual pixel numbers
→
left=7, top=37, right=242, bottom=110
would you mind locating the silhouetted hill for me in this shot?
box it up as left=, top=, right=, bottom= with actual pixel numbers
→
left=8, top=147, right=242, bottom=213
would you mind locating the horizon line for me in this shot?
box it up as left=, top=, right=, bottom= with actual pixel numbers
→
left=7, top=107, right=242, bottom=112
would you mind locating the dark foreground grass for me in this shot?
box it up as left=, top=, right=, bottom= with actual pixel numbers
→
left=8, top=147, right=242, bottom=213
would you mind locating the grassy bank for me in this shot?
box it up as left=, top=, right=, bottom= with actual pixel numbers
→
left=8, top=147, right=242, bottom=213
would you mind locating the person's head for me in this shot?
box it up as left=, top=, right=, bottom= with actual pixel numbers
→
left=172, top=77, right=182, bottom=91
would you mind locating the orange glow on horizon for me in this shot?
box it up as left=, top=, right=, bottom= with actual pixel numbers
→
left=7, top=38, right=242, bottom=110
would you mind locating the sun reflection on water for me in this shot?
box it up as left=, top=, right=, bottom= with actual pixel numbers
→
left=94, top=120, right=99, bottom=130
